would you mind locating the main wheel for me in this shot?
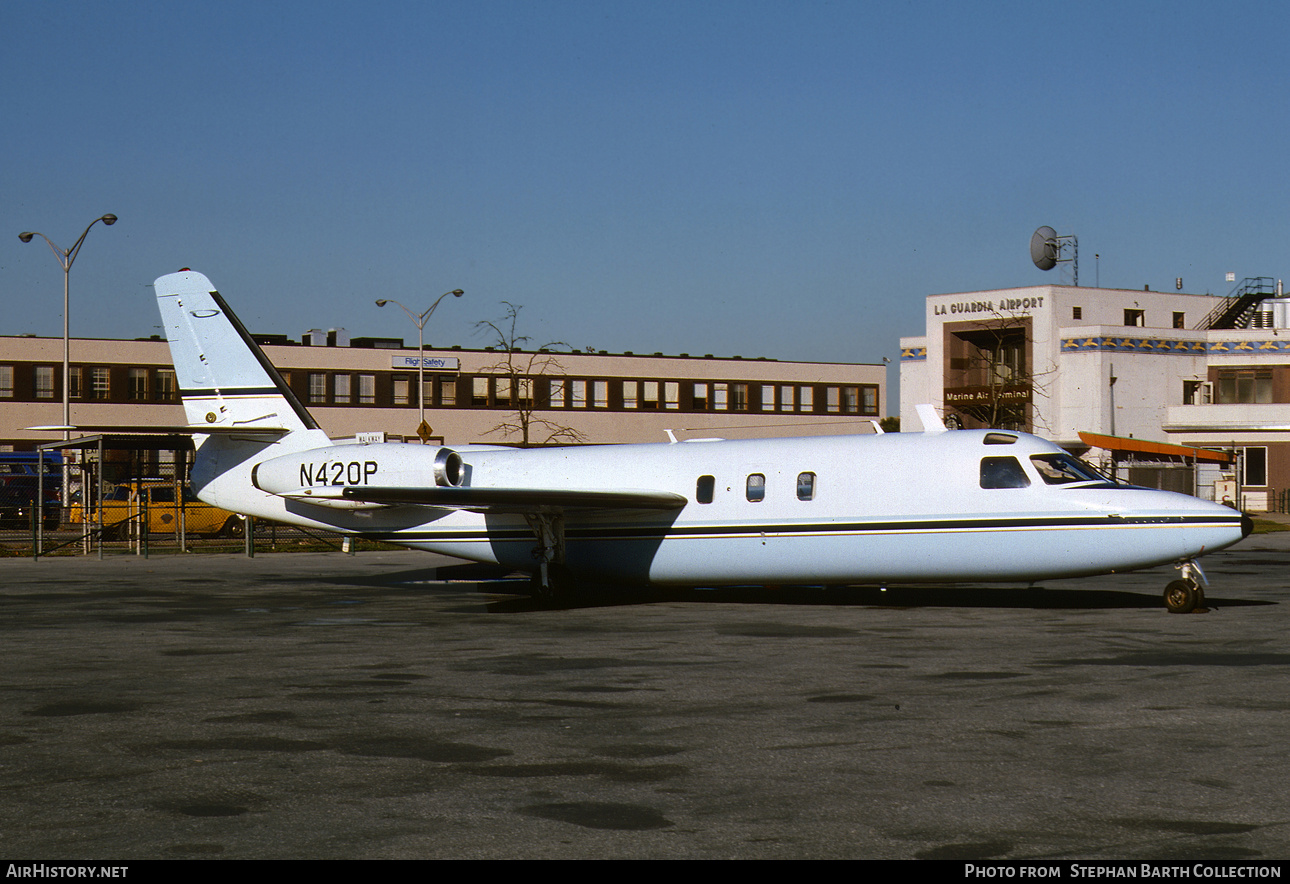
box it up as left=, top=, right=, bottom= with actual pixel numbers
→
left=1164, top=579, right=1200, bottom=614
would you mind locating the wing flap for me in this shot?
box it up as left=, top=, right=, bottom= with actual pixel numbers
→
left=341, top=485, right=687, bottom=512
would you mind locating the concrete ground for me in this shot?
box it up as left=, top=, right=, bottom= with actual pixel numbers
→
left=1, top=534, right=1288, bottom=860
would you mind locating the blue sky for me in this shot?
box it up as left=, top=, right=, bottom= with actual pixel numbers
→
left=5, top=1, right=1288, bottom=406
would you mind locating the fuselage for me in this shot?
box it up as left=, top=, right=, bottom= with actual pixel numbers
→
left=193, top=429, right=1249, bottom=587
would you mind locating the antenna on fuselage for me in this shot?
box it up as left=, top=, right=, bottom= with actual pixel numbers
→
left=915, top=404, right=948, bottom=434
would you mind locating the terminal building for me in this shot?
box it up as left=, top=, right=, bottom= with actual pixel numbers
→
left=0, top=330, right=886, bottom=452
left=900, top=278, right=1290, bottom=511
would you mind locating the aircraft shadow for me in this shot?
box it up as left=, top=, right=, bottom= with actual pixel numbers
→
left=319, top=564, right=1276, bottom=614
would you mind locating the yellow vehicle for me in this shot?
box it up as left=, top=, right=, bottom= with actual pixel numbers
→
left=69, top=480, right=245, bottom=539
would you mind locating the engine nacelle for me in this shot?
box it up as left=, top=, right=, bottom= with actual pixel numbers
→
left=251, top=443, right=464, bottom=509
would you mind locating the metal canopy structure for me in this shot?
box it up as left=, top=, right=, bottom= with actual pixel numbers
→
left=1077, top=431, right=1234, bottom=465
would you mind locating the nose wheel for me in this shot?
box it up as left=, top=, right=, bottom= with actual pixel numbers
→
left=1164, top=579, right=1204, bottom=614
left=1165, top=559, right=1207, bottom=613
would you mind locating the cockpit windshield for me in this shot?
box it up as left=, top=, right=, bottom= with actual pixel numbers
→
left=1029, top=453, right=1113, bottom=486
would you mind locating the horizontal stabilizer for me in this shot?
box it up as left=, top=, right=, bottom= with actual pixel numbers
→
left=25, top=424, right=291, bottom=437
left=341, top=485, right=688, bottom=512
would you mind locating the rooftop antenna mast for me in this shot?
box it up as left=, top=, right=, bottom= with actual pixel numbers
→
left=1030, top=226, right=1079, bottom=286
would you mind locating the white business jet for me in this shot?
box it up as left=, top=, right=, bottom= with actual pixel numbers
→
left=152, top=270, right=1249, bottom=611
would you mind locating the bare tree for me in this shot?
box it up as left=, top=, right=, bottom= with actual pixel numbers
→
left=474, top=302, right=587, bottom=447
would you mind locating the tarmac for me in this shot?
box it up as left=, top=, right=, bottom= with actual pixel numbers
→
left=1, top=530, right=1289, bottom=860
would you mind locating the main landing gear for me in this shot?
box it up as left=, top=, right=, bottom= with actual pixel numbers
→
left=524, top=511, right=574, bottom=605
left=1164, top=559, right=1207, bottom=614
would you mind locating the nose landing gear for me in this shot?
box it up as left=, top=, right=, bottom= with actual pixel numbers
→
left=1165, top=559, right=1207, bottom=614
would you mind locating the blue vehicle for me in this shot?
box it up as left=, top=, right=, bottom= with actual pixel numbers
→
left=0, top=452, right=63, bottom=530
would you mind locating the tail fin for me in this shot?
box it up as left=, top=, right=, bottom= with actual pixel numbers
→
left=156, top=270, right=320, bottom=435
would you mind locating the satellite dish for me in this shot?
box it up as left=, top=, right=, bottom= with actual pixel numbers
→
left=1030, top=226, right=1058, bottom=271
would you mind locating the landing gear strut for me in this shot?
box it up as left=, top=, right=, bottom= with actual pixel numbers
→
left=1165, top=559, right=1207, bottom=614
left=524, top=511, right=571, bottom=603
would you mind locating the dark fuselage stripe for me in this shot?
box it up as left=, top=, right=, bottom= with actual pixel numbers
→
left=357, top=514, right=1244, bottom=544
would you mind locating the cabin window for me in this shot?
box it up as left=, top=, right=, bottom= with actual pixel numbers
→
left=983, top=433, right=1017, bottom=445
left=980, top=457, right=1030, bottom=489
left=797, top=472, right=815, bottom=501
left=746, top=473, right=765, bottom=502
left=696, top=475, right=715, bottom=504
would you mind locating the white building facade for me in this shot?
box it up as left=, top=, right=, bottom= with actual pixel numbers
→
left=901, top=282, right=1290, bottom=510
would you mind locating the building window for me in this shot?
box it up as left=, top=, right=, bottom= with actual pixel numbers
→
left=68, top=367, right=82, bottom=399
left=762, top=386, right=775, bottom=412
left=713, top=383, right=728, bottom=411
left=495, top=377, right=512, bottom=404
left=746, top=473, right=765, bottom=502
left=91, top=367, right=111, bottom=400
left=309, top=373, right=327, bottom=404
left=863, top=386, right=878, bottom=415
left=0, top=366, right=11, bottom=398
left=732, top=384, right=748, bottom=411
left=155, top=369, right=176, bottom=402
left=472, top=377, right=490, bottom=406
left=128, top=368, right=149, bottom=401
left=841, top=386, right=860, bottom=414
left=622, top=380, right=638, bottom=409
left=393, top=375, right=409, bottom=406
left=1072, top=307, right=1082, bottom=320
left=549, top=378, right=566, bottom=408
left=800, top=387, right=813, bottom=412
left=1173, top=312, right=1186, bottom=329
left=358, top=375, right=375, bottom=405
left=572, top=379, right=587, bottom=408
left=334, top=375, right=351, bottom=404
left=664, top=382, right=679, bottom=410
left=780, top=385, right=795, bottom=412
left=439, top=375, right=457, bottom=407
left=642, top=381, right=659, bottom=410
left=1244, top=447, right=1268, bottom=487
left=1216, top=369, right=1272, bottom=404
left=35, top=366, right=55, bottom=399
left=826, top=387, right=840, bottom=413
left=1124, top=309, right=1145, bottom=327
left=693, top=382, right=708, bottom=410
left=592, top=380, right=608, bottom=409
left=1183, top=380, right=1209, bottom=405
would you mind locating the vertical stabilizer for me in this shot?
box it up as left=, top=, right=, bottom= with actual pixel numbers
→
left=156, top=270, right=319, bottom=434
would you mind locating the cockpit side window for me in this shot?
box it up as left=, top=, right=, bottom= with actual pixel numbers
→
left=980, top=456, right=1031, bottom=489
left=1029, top=453, right=1109, bottom=485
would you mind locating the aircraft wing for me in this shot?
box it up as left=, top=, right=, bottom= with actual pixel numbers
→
left=341, top=485, right=687, bottom=513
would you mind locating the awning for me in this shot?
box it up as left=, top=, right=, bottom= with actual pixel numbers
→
left=1077, top=431, right=1233, bottom=465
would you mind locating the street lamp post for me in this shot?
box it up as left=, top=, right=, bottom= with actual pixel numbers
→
left=376, top=289, right=464, bottom=441
left=19, top=214, right=118, bottom=507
